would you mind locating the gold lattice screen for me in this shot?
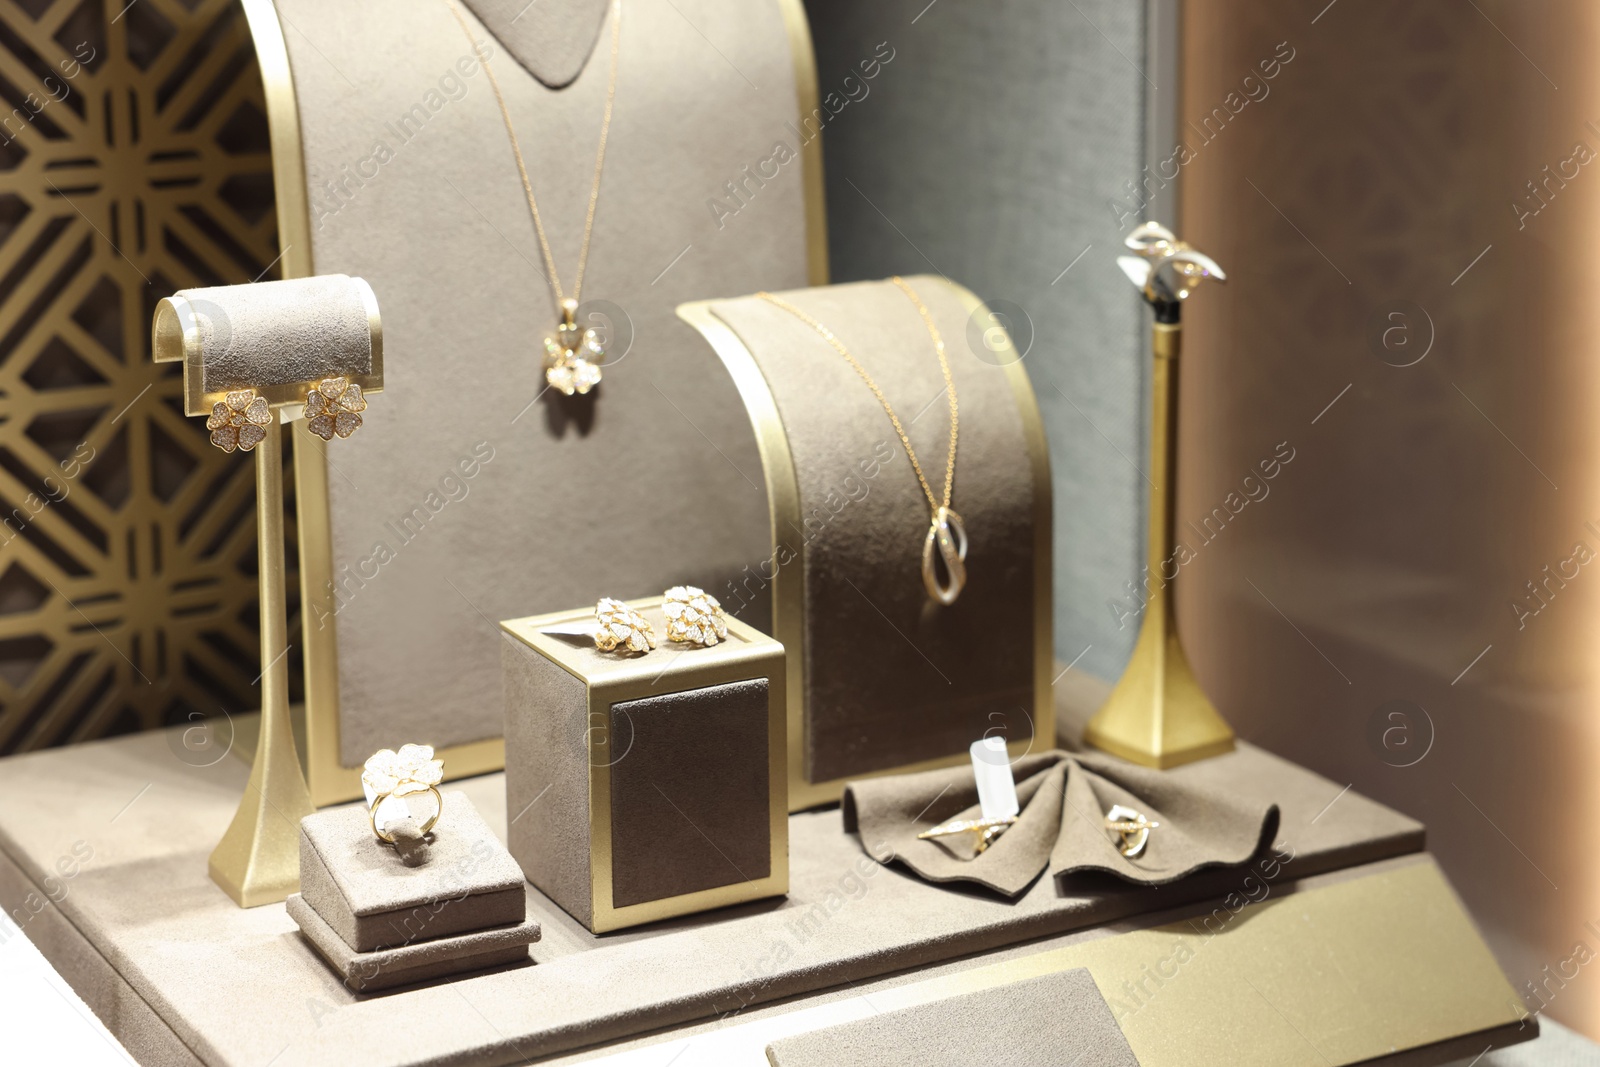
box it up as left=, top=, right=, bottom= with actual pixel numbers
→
left=0, top=0, right=293, bottom=754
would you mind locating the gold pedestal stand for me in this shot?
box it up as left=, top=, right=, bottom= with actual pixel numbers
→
left=1085, top=223, right=1235, bottom=769
left=206, top=419, right=316, bottom=906
left=152, top=315, right=317, bottom=907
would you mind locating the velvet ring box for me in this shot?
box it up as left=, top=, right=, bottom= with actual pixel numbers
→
left=501, top=598, right=788, bottom=933
left=286, top=791, right=541, bottom=991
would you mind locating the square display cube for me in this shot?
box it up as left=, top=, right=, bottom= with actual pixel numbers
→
left=501, top=597, right=787, bottom=933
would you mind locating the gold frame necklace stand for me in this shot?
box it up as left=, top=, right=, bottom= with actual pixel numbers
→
left=1084, top=223, right=1235, bottom=769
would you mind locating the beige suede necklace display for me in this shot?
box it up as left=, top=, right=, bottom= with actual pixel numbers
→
left=446, top=0, right=622, bottom=396
left=757, top=278, right=968, bottom=605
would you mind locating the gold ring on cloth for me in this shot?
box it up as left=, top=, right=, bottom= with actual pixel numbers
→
left=1105, top=804, right=1160, bottom=858
left=918, top=815, right=1017, bottom=854
left=369, top=785, right=443, bottom=844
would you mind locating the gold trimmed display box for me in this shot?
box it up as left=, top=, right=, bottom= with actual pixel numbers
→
left=500, top=598, right=788, bottom=933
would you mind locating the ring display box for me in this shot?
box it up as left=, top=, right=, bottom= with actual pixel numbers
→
left=501, top=598, right=787, bottom=932
left=679, top=277, right=1053, bottom=810
left=286, top=791, right=540, bottom=991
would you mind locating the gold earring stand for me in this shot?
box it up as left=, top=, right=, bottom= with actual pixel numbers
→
left=207, top=418, right=317, bottom=906
left=1084, top=223, right=1235, bottom=769
left=153, top=301, right=321, bottom=908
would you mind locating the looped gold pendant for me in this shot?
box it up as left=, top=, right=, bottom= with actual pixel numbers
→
left=922, top=506, right=968, bottom=605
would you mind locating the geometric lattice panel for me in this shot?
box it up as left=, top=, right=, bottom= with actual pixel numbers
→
left=0, top=0, right=290, bottom=754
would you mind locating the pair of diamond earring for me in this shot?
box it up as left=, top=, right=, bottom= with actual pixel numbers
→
left=206, top=377, right=368, bottom=453
left=593, top=586, right=728, bottom=655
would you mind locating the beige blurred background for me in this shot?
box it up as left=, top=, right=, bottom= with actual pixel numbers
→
left=1179, top=0, right=1600, bottom=1038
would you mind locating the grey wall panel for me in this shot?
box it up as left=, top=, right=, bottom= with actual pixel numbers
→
left=803, top=0, right=1154, bottom=678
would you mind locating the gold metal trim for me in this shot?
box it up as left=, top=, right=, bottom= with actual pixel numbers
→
left=677, top=277, right=1054, bottom=811
left=502, top=598, right=789, bottom=933
left=244, top=0, right=830, bottom=805
left=776, top=0, right=830, bottom=287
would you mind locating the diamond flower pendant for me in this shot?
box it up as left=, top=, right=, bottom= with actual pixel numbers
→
left=543, top=298, right=603, bottom=396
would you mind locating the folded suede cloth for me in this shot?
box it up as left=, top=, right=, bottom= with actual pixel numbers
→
left=842, top=749, right=1279, bottom=898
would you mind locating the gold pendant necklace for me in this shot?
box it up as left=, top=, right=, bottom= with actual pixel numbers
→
left=757, top=278, right=967, bottom=605
left=447, top=0, right=622, bottom=396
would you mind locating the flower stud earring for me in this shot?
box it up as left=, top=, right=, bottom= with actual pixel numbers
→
left=594, top=597, right=656, bottom=654
left=206, top=389, right=272, bottom=453
left=305, top=376, right=367, bottom=440
left=663, top=586, right=727, bottom=647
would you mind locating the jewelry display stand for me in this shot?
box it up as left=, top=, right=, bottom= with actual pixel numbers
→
left=241, top=0, right=827, bottom=805
left=0, top=702, right=1531, bottom=1066
left=151, top=273, right=384, bottom=907
left=679, top=278, right=1052, bottom=809
left=286, top=791, right=541, bottom=992
left=501, top=599, right=787, bottom=932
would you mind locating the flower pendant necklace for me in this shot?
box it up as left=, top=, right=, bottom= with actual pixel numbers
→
left=757, top=278, right=967, bottom=605
left=447, top=0, right=622, bottom=396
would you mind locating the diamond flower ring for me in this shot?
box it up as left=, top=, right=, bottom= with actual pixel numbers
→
left=362, top=743, right=445, bottom=844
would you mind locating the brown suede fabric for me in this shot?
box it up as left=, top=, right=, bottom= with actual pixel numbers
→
left=609, top=679, right=771, bottom=908
left=502, top=632, right=596, bottom=928
left=707, top=278, right=1043, bottom=784
left=764, top=968, right=1138, bottom=1067
left=843, top=750, right=1279, bottom=899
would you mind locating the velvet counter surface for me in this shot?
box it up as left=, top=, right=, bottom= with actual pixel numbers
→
left=0, top=722, right=1428, bottom=1066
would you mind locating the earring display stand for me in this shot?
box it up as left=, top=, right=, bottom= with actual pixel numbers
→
left=1086, top=224, right=1235, bottom=769
left=208, top=419, right=314, bottom=907
left=152, top=273, right=383, bottom=907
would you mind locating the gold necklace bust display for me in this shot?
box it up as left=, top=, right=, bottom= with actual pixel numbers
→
left=447, top=0, right=622, bottom=396
left=757, top=278, right=967, bottom=605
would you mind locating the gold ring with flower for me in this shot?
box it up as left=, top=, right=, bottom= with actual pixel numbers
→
left=361, top=743, right=445, bottom=844
left=368, top=784, right=443, bottom=844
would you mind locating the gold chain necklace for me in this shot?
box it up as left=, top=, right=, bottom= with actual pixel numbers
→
left=447, top=0, right=622, bottom=396
left=757, top=277, right=968, bottom=605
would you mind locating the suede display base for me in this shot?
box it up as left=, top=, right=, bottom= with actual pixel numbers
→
left=0, top=726, right=1422, bottom=1066
left=843, top=749, right=1278, bottom=899
left=299, top=790, right=526, bottom=952
left=763, top=967, right=1137, bottom=1067
left=287, top=894, right=540, bottom=992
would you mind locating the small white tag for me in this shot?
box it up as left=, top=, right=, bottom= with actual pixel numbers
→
left=970, top=737, right=1019, bottom=821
